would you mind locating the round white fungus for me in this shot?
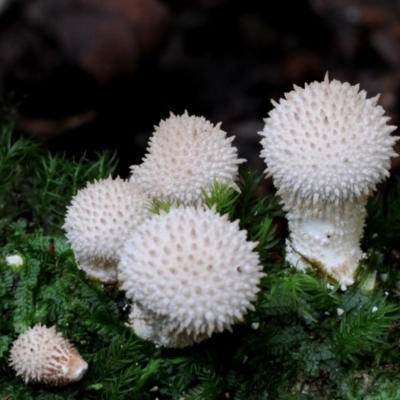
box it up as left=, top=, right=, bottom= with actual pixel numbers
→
left=259, top=73, right=398, bottom=285
left=63, top=176, right=151, bottom=283
left=9, top=324, right=88, bottom=386
left=118, top=205, right=263, bottom=346
left=130, top=111, right=245, bottom=204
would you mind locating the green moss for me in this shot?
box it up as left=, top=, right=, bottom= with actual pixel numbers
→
left=2, top=109, right=400, bottom=399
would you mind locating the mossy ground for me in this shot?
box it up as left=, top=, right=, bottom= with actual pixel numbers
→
left=1, top=112, right=400, bottom=399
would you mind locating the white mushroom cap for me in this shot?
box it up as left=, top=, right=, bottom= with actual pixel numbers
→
left=260, top=74, right=398, bottom=210
left=63, top=176, right=151, bottom=283
left=118, top=205, right=263, bottom=345
left=9, top=324, right=88, bottom=386
left=130, top=111, right=245, bottom=204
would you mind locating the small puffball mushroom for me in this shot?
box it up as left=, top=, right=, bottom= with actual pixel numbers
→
left=9, top=324, right=88, bottom=385
left=130, top=111, right=245, bottom=204
left=260, top=73, right=399, bottom=287
left=118, top=205, right=263, bottom=347
left=63, top=176, right=151, bottom=283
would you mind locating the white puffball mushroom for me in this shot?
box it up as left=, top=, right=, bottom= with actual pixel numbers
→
left=9, top=324, right=88, bottom=386
left=260, top=73, right=398, bottom=286
left=63, top=176, right=151, bottom=283
left=130, top=111, right=245, bottom=204
left=118, top=205, right=263, bottom=347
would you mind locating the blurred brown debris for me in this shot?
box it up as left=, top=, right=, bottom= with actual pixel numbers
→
left=0, top=0, right=170, bottom=145
left=310, top=0, right=400, bottom=119
left=5, top=0, right=170, bottom=87
left=16, top=110, right=97, bottom=139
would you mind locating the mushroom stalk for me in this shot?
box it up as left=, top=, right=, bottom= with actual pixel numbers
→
left=285, top=200, right=367, bottom=287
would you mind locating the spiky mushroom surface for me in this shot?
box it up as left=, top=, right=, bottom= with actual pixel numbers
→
left=118, top=205, right=263, bottom=347
left=63, top=176, right=150, bottom=283
left=259, top=74, right=398, bottom=287
left=9, top=324, right=88, bottom=386
left=130, top=111, right=245, bottom=204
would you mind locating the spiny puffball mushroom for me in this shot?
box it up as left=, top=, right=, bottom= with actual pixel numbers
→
left=9, top=324, right=88, bottom=385
left=130, top=111, right=245, bottom=204
left=260, top=73, right=398, bottom=287
left=63, top=176, right=151, bottom=283
left=118, top=205, right=263, bottom=347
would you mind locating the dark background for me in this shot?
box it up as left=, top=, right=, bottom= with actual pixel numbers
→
left=1, top=0, right=400, bottom=178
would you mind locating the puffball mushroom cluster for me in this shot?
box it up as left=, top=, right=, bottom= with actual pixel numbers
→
left=60, top=74, right=397, bottom=354
left=260, top=74, right=398, bottom=287
left=11, top=76, right=398, bottom=384
left=62, top=112, right=261, bottom=348
left=9, top=324, right=88, bottom=386
left=63, top=112, right=245, bottom=285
